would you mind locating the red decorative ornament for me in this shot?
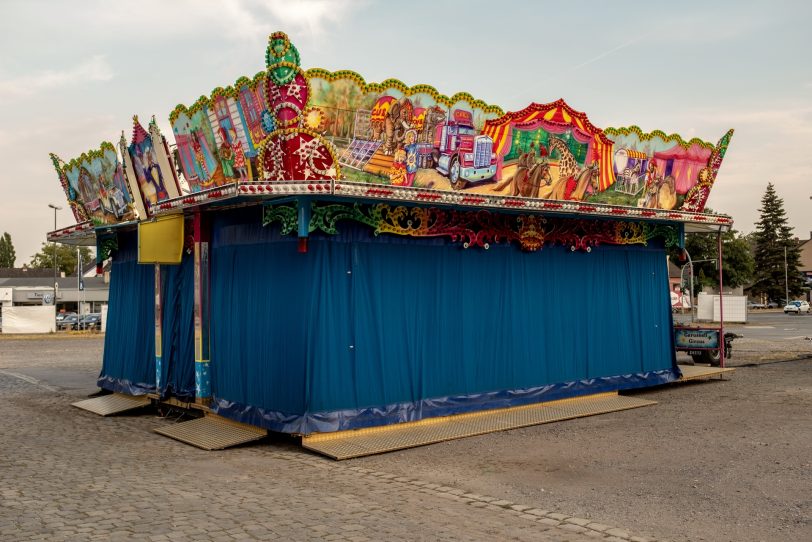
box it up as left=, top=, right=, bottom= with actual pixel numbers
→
left=265, top=72, right=309, bottom=128
left=261, top=131, right=335, bottom=181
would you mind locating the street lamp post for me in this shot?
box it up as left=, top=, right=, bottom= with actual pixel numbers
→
left=784, top=245, right=789, bottom=305
left=47, top=204, right=61, bottom=308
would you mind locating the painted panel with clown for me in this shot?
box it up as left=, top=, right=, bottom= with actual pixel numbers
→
left=120, top=115, right=182, bottom=217
left=170, top=76, right=272, bottom=192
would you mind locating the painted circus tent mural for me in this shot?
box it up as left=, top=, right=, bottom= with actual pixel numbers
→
left=49, top=31, right=736, bottom=450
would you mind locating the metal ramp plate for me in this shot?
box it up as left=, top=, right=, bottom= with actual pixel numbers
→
left=302, top=392, right=656, bottom=460
left=154, top=414, right=267, bottom=450
left=72, top=393, right=151, bottom=416
left=678, top=365, right=736, bottom=381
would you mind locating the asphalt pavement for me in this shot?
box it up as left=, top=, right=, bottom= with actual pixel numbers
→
left=673, top=310, right=812, bottom=365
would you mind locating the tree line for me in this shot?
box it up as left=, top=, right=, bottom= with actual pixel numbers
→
left=672, top=182, right=807, bottom=302
left=0, top=233, right=92, bottom=275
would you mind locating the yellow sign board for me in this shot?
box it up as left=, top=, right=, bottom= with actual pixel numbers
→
left=138, top=214, right=184, bottom=264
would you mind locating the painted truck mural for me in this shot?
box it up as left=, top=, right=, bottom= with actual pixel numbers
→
left=304, top=71, right=504, bottom=190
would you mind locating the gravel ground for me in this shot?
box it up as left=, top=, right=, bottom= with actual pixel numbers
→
left=1, top=334, right=810, bottom=541
left=355, top=359, right=812, bottom=542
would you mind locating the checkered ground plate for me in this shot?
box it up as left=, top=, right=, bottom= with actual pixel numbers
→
left=302, top=392, right=656, bottom=460
left=154, top=415, right=267, bottom=451
left=678, top=365, right=736, bottom=381
left=71, top=393, right=151, bottom=416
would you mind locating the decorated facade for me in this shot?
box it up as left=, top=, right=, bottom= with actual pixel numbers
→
left=50, top=142, right=137, bottom=226
left=120, top=116, right=183, bottom=219
left=49, top=31, right=734, bottom=443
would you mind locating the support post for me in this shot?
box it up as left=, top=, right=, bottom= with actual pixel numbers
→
left=297, top=199, right=310, bottom=253
left=193, top=211, right=211, bottom=404
left=717, top=232, right=725, bottom=368
left=154, top=264, right=163, bottom=393
left=684, top=250, right=694, bottom=323
left=47, top=203, right=61, bottom=308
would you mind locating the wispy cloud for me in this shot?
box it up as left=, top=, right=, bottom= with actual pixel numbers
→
left=265, top=0, right=365, bottom=37
left=651, top=7, right=774, bottom=44
left=92, top=0, right=364, bottom=44
left=566, top=34, right=648, bottom=74
left=0, top=55, right=113, bottom=100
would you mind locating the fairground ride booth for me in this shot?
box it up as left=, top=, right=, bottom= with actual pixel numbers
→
left=51, top=31, right=734, bottom=458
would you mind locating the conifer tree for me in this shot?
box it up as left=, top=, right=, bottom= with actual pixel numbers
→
left=752, top=183, right=803, bottom=302
left=0, top=232, right=16, bottom=268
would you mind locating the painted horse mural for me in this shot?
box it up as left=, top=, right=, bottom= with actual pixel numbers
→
left=493, top=151, right=552, bottom=198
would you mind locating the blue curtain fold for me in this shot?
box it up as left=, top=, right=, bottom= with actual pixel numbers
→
left=98, top=230, right=156, bottom=395
left=208, top=210, right=677, bottom=433
left=159, top=253, right=195, bottom=401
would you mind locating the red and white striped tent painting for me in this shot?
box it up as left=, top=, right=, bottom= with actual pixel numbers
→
left=482, top=99, right=616, bottom=191
left=625, top=148, right=648, bottom=160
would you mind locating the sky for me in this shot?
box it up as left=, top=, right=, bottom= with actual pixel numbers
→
left=0, top=0, right=810, bottom=264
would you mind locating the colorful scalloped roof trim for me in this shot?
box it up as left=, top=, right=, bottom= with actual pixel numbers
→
left=169, top=66, right=504, bottom=126
left=305, top=68, right=504, bottom=115
left=604, top=125, right=715, bottom=150
left=61, top=141, right=118, bottom=171
left=169, top=71, right=268, bottom=124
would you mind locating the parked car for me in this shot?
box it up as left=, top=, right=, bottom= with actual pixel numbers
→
left=765, top=301, right=780, bottom=309
left=55, top=311, right=76, bottom=322
left=57, top=314, right=79, bottom=330
left=79, top=313, right=102, bottom=330
left=784, top=300, right=810, bottom=314
left=747, top=301, right=766, bottom=310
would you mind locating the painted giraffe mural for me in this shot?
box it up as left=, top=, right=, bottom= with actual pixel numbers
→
left=548, top=137, right=579, bottom=182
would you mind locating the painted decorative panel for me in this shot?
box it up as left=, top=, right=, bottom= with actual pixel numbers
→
left=51, top=142, right=137, bottom=225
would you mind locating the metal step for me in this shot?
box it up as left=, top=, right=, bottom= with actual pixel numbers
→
left=154, top=414, right=267, bottom=451
left=72, top=393, right=151, bottom=416
left=677, top=364, right=736, bottom=381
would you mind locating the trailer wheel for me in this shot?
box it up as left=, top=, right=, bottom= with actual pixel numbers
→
left=692, top=349, right=721, bottom=366
left=430, top=149, right=440, bottom=168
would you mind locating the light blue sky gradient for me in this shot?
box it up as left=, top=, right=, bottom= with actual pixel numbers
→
left=1, top=0, right=810, bottom=262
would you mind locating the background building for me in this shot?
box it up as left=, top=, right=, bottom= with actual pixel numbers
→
left=799, top=232, right=812, bottom=300
left=0, top=267, right=109, bottom=318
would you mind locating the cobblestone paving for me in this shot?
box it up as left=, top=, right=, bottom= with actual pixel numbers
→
left=0, top=368, right=654, bottom=541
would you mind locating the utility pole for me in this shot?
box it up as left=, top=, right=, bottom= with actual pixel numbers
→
left=47, top=204, right=61, bottom=308
left=77, top=247, right=81, bottom=316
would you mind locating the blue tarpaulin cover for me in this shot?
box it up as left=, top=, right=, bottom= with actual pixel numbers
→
left=158, top=252, right=195, bottom=400
left=208, top=209, right=678, bottom=434
left=98, top=230, right=156, bottom=395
